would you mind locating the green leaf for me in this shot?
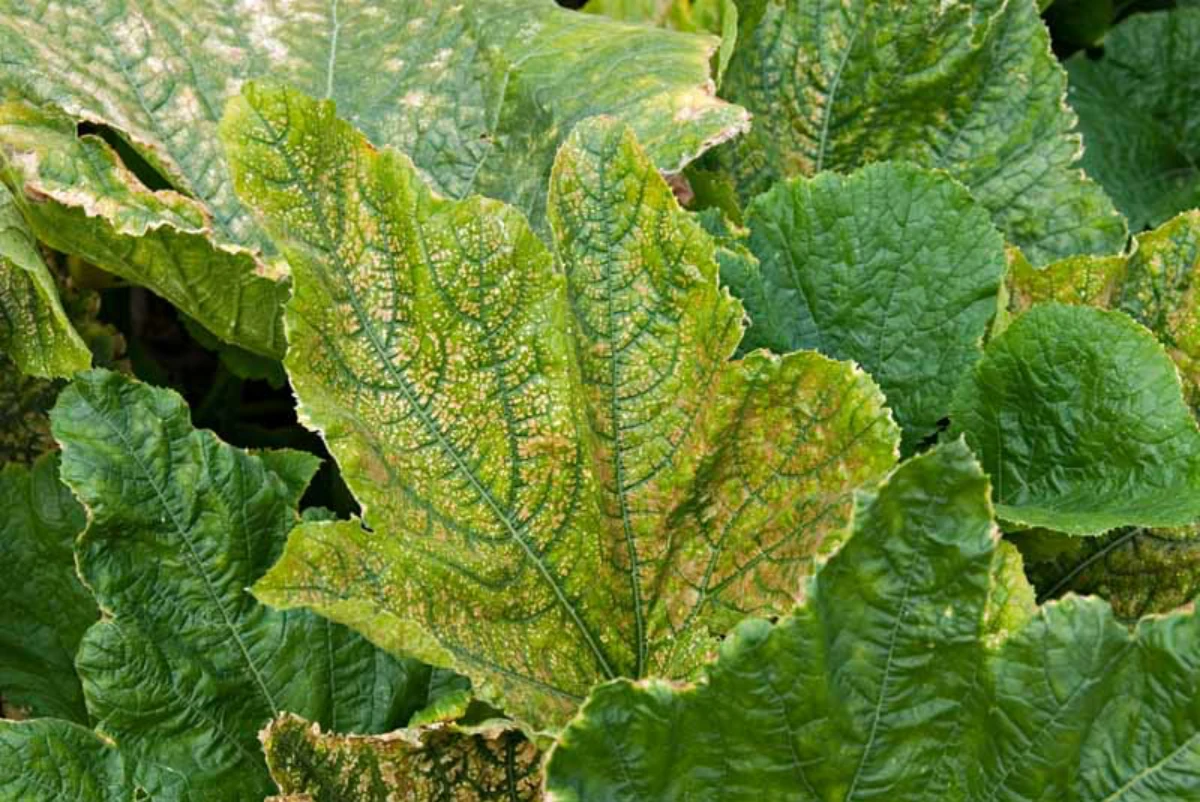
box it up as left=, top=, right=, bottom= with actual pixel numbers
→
left=951, top=303, right=1200, bottom=535
left=0, top=179, right=89, bottom=378
left=225, top=86, right=899, bottom=731
left=732, top=162, right=1006, bottom=451
left=1007, top=211, right=1200, bottom=407
left=1013, top=525, right=1200, bottom=619
left=545, top=440, right=1200, bottom=801
left=1066, top=8, right=1200, bottom=231
left=262, top=713, right=542, bottom=802
left=0, top=720, right=132, bottom=801
left=0, top=0, right=747, bottom=354
left=716, top=0, right=1127, bottom=264
left=37, top=369, right=443, bottom=799
left=0, top=453, right=96, bottom=723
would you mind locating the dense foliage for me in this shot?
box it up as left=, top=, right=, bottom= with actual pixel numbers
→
left=1, top=0, right=1198, bottom=799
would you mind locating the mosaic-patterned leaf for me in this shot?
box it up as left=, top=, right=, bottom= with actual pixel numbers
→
left=0, top=179, right=89, bottom=377
left=1013, top=525, right=1200, bottom=620
left=226, top=85, right=899, bottom=731
left=263, top=714, right=542, bottom=802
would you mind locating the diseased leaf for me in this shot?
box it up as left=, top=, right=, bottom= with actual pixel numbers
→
left=1066, top=8, right=1200, bottom=231
left=0, top=0, right=747, bottom=353
left=262, top=714, right=542, bottom=802
left=0, top=720, right=132, bottom=801
left=0, top=356, right=58, bottom=463
left=716, top=0, right=1127, bottom=264
left=731, top=162, right=1006, bottom=451
left=0, top=100, right=289, bottom=357
left=584, top=0, right=738, bottom=82
left=226, top=86, right=899, bottom=731
left=1013, top=525, right=1200, bottom=619
left=0, top=179, right=89, bottom=377
left=545, top=441, right=1200, bottom=801
left=951, top=303, right=1200, bottom=536
left=0, top=453, right=97, bottom=723
left=1008, top=211, right=1200, bottom=406
left=31, top=369, right=446, bottom=799
left=1006, top=246, right=1126, bottom=311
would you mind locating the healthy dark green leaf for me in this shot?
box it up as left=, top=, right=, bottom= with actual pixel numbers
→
left=951, top=303, right=1200, bottom=535
left=546, top=440, right=1200, bottom=801
left=0, top=369, right=445, bottom=799
left=224, top=85, right=899, bottom=731
left=715, top=0, right=1127, bottom=264
left=731, top=162, right=1006, bottom=451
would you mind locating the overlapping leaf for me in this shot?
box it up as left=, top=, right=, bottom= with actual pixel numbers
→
left=1008, top=211, right=1200, bottom=406
left=545, top=441, right=1200, bottom=801
left=951, top=303, right=1200, bottom=535
left=0, top=180, right=89, bottom=377
left=0, top=100, right=290, bottom=357
left=0, top=454, right=96, bottom=723
left=1013, top=525, right=1200, bottom=619
left=0, top=357, right=59, bottom=464
left=0, top=0, right=747, bottom=354
left=224, top=85, right=899, bottom=731
left=263, top=714, right=542, bottom=802
left=0, top=370, right=441, bottom=800
left=1066, top=7, right=1200, bottom=231
left=714, top=0, right=1127, bottom=264
left=728, top=162, right=1006, bottom=451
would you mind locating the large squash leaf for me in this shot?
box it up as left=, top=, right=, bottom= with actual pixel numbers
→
left=0, top=179, right=89, bottom=377
left=0, top=0, right=747, bottom=355
left=715, top=0, right=1127, bottom=264
left=545, top=440, right=1200, bottom=801
left=951, top=304, right=1200, bottom=536
left=226, top=85, right=900, bottom=732
left=0, top=370, right=440, bottom=800
left=0, top=453, right=96, bottom=723
left=262, top=713, right=543, bottom=801
left=729, top=162, right=1006, bottom=452
left=1066, top=8, right=1200, bottom=232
